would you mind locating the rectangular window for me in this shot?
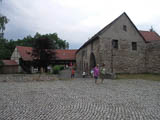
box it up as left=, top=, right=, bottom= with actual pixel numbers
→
left=123, top=25, right=127, bottom=31
left=132, top=42, right=137, bottom=50
left=112, top=40, right=118, bottom=49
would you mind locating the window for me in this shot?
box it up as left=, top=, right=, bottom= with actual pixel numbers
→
left=132, top=42, right=137, bottom=50
left=112, top=40, right=118, bottom=49
left=123, top=25, right=127, bottom=31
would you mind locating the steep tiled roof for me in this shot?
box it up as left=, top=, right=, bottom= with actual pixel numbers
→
left=16, top=46, right=77, bottom=61
left=17, top=46, right=33, bottom=61
left=2, top=60, right=18, bottom=66
left=139, top=31, right=160, bottom=42
left=55, top=49, right=77, bottom=60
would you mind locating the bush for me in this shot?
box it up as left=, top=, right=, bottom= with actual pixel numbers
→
left=59, top=65, right=64, bottom=70
left=52, top=65, right=61, bottom=74
left=0, top=60, right=4, bottom=74
left=0, top=60, right=4, bottom=68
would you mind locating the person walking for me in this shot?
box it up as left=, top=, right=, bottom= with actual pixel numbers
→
left=71, top=68, right=75, bottom=78
left=100, top=63, right=106, bottom=83
left=90, top=68, right=94, bottom=78
left=93, top=64, right=99, bottom=84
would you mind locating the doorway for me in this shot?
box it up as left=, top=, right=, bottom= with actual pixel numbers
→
left=90, top=52, right=96, bottom=70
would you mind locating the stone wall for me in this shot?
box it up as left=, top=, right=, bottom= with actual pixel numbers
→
left=99, top=14, right=146, bottom=73
left=76, top=38, right=100, bottom=74
left=0, top=74, right=58, bottom=82
left=76, top=13, right=147, bottom=74
left=146, top=41, right=160, bottom=73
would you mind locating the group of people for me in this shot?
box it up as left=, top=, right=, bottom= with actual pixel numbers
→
left=70, top=63, right=106, bottom=84
left=91, top=63, right=106, bottom=84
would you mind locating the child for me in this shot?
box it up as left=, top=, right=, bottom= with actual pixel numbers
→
left=90, top=69, right=94, bottom=78
left=93, top=64, right=99, bottom=84
left=71, top=68, right=75, bottom=78
left=100, top=63, right=106, bottom=83
left=82, top=71, right=86, bottom=78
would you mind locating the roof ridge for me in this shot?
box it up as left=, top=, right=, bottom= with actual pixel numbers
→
left=139, top=30, right=156, bottom=33
left=16, top=46, right=77, bottom=50
left=139, top=30, right=150, bottom=32
left=16, top=46, right=32, bottom=48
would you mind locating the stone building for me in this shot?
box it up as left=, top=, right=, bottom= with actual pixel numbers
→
left=76, top=12, right=160, bottom=74
left=146, top=41, right=160, bottom=73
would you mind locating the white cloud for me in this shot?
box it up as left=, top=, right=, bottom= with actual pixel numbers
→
left=1, top=0, right=160, bottom=49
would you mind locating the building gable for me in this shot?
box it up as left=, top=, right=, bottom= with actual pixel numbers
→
left=99, top=12, right=146, bottom=44
left=77, top=12, right=146, bottom=54
left=97, top=13, right=147, bottom=73
left=11, top=47, right=21, bottom=64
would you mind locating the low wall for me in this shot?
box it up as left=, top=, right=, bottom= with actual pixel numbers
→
left=0, top=74, right=58, bottom=82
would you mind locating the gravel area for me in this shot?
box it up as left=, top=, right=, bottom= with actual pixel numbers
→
left=0, top=78, right=160, bottom=120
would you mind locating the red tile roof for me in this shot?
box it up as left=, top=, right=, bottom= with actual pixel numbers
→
left=16, top=46, right=77, bottom=61
left=139, top=31, right=160, bottom=42
left=2, top=60, right=18, bottom=66
left=17, top=46, right=33, bottom=61
left=54, top=49, right=77, bottom=60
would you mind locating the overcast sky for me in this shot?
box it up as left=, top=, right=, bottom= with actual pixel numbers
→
left=1, top=0, right=160, bottom=49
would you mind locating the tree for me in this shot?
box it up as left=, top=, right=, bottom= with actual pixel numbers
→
left=0, top=0, right=10, bottom=60
left=0, top=32, right=69, bottom=60
left=0, top=38, right=11, bottom=59
left=34, top=32, right=69, bottom=49
left=0, top=60, right=4, bottom=67
left=0, top=60, right=4, bottom=73
left=0, top=16, right=8, bottom=34
left=0, top=1, right=9, bottom=38
left=32, top=35, right=56, bottom=72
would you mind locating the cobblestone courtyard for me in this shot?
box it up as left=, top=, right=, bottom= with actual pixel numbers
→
left=0, top=78, right=160, bottom=120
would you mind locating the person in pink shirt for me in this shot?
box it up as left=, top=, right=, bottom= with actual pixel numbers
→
left=93, top=64, right=99, bottom=84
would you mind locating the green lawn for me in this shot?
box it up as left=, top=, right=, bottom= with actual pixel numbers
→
left=116, top=73, right=160, bottom=81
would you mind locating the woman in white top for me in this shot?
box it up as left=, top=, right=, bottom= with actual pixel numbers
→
left=100, top=63, right=106, bottom=83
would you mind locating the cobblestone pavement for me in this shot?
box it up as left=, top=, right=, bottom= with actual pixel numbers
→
left=0, top=78, right=160, bottom=120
